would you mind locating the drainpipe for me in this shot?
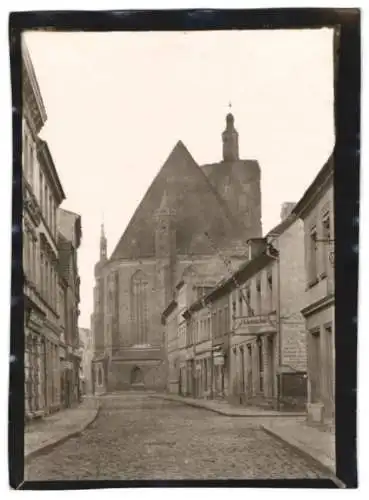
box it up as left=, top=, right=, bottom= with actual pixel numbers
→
left=210, top=305, right=214, bottom=400
left=276, top=249, right=282, bottom=411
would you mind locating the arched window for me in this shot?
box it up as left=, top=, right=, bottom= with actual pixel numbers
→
left=131, top=270, right=149, bottom=344
left=98, top=366, right=103, bottom=386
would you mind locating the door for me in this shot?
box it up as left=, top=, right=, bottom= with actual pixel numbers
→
left=247, top=345, right=253, bottom=397
left=268, top=336, right=275, bottom=397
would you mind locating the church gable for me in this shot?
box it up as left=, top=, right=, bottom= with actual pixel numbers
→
left=110, top=141, right=238, bottom=261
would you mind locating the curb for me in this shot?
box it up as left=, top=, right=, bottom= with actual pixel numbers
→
left=151, top=394, right=305, bottom=418
left=24, top=403, right=101, bottom=464
left=261, top=425, right=345, bottom=488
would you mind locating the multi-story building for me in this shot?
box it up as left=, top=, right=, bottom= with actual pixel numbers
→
left=292, top=155, right=335, bottom=424
left=23, top=42, right=66, bottom=420
left=79, top=327, right=94, bottom=395
left=162, top=270, right=220, bottom=398
left=168, top=203, right=308, bottom=410
left=91, top=113, right=263, bottom=393
left=57, top=208, right=82, bottom=408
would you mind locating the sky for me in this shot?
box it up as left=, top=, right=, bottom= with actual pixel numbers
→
left=24, top=29, right=335, bottom=329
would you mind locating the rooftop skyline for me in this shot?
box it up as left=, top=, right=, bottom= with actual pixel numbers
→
left=24, top=29, right=335, bottom=327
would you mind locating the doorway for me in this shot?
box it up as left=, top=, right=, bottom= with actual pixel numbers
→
left=268, top=336, right=275, bottom=397
left=247, top=344, right=253, bottom=397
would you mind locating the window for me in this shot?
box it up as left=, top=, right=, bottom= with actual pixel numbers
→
left=224, top=305, right=229, bottom=334
left=29, top=237, right=34, bottom=282
left=44, top=183, right=48, bottom=222
left=245, top=285, right=251, bottom=316
left=322, top=212, right=331, bottom=274
left=213, top=310, right=218, bottom=338
left=49, top=194, right=53, bottom=230
left=257, top=338, right=264, bottom=392
left=23, top=230, right=29, bottom=276
left=38, top=172, right=43, bottom=209
left=267, top=270, right=273, bottom=310
left=131, top=270, right=148, bottom=345
left=22, top=121, right=27, bottom=176
left=256, top=279, right=262, bottom=314
left=53, top=203, right=57, bottom=238
left=238, top=289, right=244, bottom=316
left=29, top=141, right=34, bottom=187
left=218, top=309, right=223, bottom=337
left=45, top=259, right=49, bottom=298
left=309, top=226, right=318, bottom=283
left=40, top=252, right=44, bottom=294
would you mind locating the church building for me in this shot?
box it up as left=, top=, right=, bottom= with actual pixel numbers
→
left=91, top=113, right=263, bottom=393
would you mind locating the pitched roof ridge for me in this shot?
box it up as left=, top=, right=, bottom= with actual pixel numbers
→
left=110, top=140, right=198, bottom=260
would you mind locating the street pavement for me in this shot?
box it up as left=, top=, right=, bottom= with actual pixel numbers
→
left=25, top=392, right=329, bottom=481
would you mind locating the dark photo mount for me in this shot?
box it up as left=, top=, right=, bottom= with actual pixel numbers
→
left=9, top=8, right=360, bottom=490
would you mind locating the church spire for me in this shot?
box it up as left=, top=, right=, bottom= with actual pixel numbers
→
left=100, top=222, right=107, bottom=261
left=222, top=107, right=239, bottom=162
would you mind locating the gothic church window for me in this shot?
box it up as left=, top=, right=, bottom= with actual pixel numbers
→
left=131, top=270, right=149, bottom=345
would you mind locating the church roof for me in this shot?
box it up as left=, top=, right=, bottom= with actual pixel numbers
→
left=110, top=141, right=240, bottom=261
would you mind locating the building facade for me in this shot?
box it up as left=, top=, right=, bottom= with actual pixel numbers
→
left=57, top=209, right=83, bottom=408
left=292, top=155, right=335, bottom=424
left=79, top=327, right=94, bottom=395
left=92, top=113, right=263, bottom=393
left=23, top=42, right=66, bottom=420
left=165, top=204, right=308, bottom=411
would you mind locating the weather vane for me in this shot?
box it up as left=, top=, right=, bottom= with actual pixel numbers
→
left=228, top=101, right=232, bottom=111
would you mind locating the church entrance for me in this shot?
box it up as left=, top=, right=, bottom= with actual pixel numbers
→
left=130, top=366, right=144, bottom=387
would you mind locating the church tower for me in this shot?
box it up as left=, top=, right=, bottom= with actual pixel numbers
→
left=154, top=191, right=176, bottom=313
left=93, top=223, right=108, bottom=356
left=222, top=112, right=239, bottom=162
left=100, top=223, right=107, bottom=262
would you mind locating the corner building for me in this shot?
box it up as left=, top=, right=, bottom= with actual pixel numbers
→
left=22, top=41, right=66, bottom=419
left=92, top=114, right=262, bottom=392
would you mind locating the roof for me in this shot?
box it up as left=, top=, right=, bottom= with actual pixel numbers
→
left=110, top=141, right=242, bottom=261
left=183, top=219, right=292, bottom=317
left=185, top=249, right=273, bottom=317
left=22, top=40, right=47, bottom=129
left=292, top=154, right=334, bottom=218
left=58, top=208, right=82, bottom=248
left=266, top=213, right=297, bottom=239
left=37, top=139, right=66, bottom=205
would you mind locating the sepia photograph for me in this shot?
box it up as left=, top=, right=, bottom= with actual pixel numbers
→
left=9, top=9, right=359, bottom=489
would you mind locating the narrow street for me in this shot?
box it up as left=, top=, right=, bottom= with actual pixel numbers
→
left=25, top=393, right=327, bottom=481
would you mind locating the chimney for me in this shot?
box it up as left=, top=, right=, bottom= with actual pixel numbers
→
left=247, top=238, right=267, bottom=260
left=280, top=202, right=296, bottom=221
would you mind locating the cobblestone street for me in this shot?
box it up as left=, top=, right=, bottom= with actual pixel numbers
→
left=25, top=393, right=328, bottom=481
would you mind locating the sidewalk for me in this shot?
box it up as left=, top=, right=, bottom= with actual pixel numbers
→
left=152, top=393, right=339, bottom=483
left=261, top=419, right=336, bottom=476
left=24, top=396, right=101, bottom=462
left=150, top=393, right=305, bottom=417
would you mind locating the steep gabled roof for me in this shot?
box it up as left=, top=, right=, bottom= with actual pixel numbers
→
left=58, top=208, right=82, bottom=249
left=110, top=141, right=239, bottom=261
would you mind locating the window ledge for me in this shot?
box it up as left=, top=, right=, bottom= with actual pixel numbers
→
left=307, top=277, right=319, bottom=289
